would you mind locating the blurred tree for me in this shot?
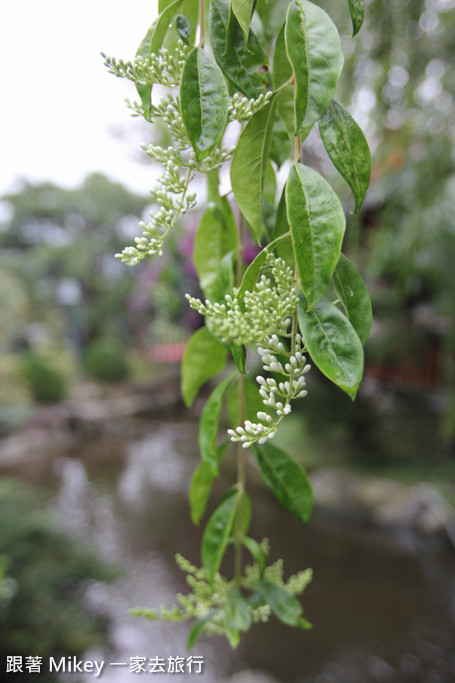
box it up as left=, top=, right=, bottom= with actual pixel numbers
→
left=0, top=174, right=149, bottom=353
left=0, top=478, right=118, bottom=682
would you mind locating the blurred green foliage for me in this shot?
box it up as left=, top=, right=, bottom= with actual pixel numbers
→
left=19, top=353, right=67, bottom=403
left=0, top=173, right=148, bottom=352
left=84, top=338, right=130, bottom=383
left=0, top=478, right=118, bottom=681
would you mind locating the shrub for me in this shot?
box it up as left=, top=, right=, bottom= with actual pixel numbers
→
left=20, top=353, right=67, bottom=403
left=84, top=338, right=129, bottom=383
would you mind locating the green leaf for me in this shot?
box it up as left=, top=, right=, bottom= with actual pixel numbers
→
left=135, top=0, right=184, bottom=119
left=348, top=0, right=364, bottom=36
left=189, top=438, right=228, bottom=525
left=225, top=588, right=252, bottom=647
left=333, top=253, right=372, bottom=345
left=238, top=491, right=252, bottom=535
left=181, top=327, right=228, bottom=407
left=230, top=345, right=247, bottom=373
left=241, top=536, right=267, bottom=574
left=180, top=47, right=229, bottom=160
left=272, top=186, right=294, bottom=269
left=255, top=442, right=313, bottom=523
left=193, top=201, right=237, bottom=301
left=189, top=460, right=217, bottom=525
left=165, top=0, right=199, bottom=50
left=236, top=232, right=290, bottom=303
left=319, top=100, right=371, bottom=213
left=269, top=111, right=293, bottom=167
left=220, top=250, right=236, bottom=297
left=209, top=0, right=269, bottom=99
left=264, top=159, right=277, bottom=204
left=257, top=0, right=293, bottom=41
left=175, top=13, right=191, bottom=44
left=273, top=23, right=294, bottom=140
left=297, top=293, right=364, bottom=399
left=255, top=580, right=307, bottom=627
left=202, top=490, right=239, bottom=582
left=232, top=0, right=254, bottom=40
left=137, top=0, right=184, bottom=58
left=286, top=163, right=345, bottom=309
left=285, top=0, right=343, bottom=137
left=158, top=0, right=174, bottom=10
left=199, top=373, right=236, bottom=469
left=187, top=610, right=217, bottom=649
left=231, top=97, right=277, bottom=242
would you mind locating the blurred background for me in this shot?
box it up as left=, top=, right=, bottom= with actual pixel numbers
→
left=1, top=0, right=455, bottom=681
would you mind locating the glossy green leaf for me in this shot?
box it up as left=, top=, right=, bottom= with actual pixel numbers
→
left=135, top=0, right=184, bottom=119
left=285, top=0, right=343, bottom=137
left=255, top=580, right=308, bottom=627
left=175, top=13, right=191, bottom=44
left=264, top=159, right=277, bottom=204
left=262, top=160, right=277, bottom=241
left=230, top=345, right=247, bottom=373
left=225, top=588, right=252, bottom=647
left=273, top=23, right=294, bottom=140
left=165, top=0, right=199, bottom=49
left=319, top=100, right=371, bottom=212
left=333, top=253, right=372, bottom=345
left=231, top=96, right=277, bottom=242
left=181, top=327, right=228, bottom=407
left=255, top=442, right=313, bottom=523
left=137, top=0, right=184, bottom=58
left=209, top=0, right=269, bottom=99
left=202, top=490, right=239, bottom=582
left=269, top=112, right=293, bottom=167
left=193, top=201, right=237, bottom=301
left=272, top=186, right=294, bottom=269
left=199, top=373, right=236, bottom=469
left=297, top=293, right=364, bottom=399
left=286, top=163, right=345, bottom=309
left=158, top=0, right=174, bottom=10
left=236, top=232, right=290, bottom=303
left=180, top=47, right=229, bottom=160
left=348, top=0, right=364, bottom=36
left=257, top=0, right=293, bottom=41
left=232, top=0, right=254, bottom=40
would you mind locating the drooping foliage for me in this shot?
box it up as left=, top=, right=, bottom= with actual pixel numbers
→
left=104, top=0, right=371, bottom=646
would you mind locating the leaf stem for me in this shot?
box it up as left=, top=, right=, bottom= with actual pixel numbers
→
left=294, top=134, right=301, bottom=163
left=234, top=213, right=246, bottom=585
left=199, top=0, right=205, bottom=47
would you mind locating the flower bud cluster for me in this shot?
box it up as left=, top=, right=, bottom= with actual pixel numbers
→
left=186, top=254, right=297, bottom=345
left=102, top=40, right=189, bottom=89
left=116, top=162, right=196, bottom=265
left=228, top=332, right=311, bottom=448
left=106, top=39, right=259, bottom=268
left=228, top=91, right=273, bottom=122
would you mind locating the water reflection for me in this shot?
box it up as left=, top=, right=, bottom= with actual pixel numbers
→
left=15, top=420, right=455, bottom=681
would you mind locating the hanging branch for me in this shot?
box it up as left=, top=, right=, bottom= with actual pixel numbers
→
left=104, top=0, right=372, bottom=648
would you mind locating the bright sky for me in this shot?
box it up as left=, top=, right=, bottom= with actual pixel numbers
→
left=0, top=1, right=160, bottom=197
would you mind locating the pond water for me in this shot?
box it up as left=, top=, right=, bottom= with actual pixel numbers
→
left=8, top=418, right=455, bottom=682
